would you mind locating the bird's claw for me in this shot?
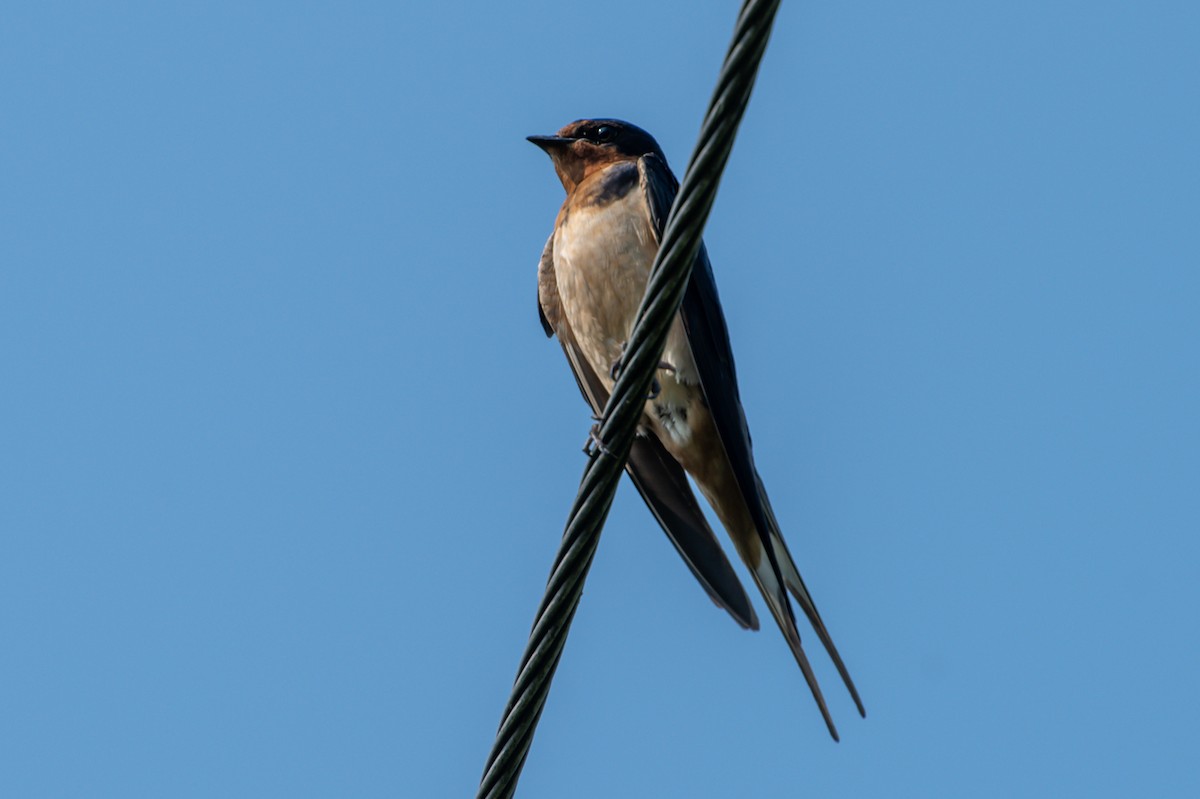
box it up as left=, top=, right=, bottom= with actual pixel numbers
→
left=611, top=345, right=673, bottom=401
left=582, top=424, right=614, bottom=458
left=609, top=340, right=629, bottom=381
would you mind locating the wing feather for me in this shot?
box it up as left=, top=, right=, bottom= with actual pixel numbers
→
left=638, top=154, right=864, bottom=733
left=537, top=229, right=758, bottom=629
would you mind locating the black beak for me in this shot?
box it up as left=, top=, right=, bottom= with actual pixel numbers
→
left=527, top=134, right=574, bottom=153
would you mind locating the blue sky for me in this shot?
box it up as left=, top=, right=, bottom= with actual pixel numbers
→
left=2, top=1, right=1198, bottom=796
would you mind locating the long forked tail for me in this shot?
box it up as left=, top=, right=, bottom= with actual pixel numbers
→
left=744, top=547, right=842, bottom=740
left=757, top=473, right=866, bottom=720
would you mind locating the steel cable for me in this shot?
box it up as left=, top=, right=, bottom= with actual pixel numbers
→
left=477, top=2, right=782, bottom=795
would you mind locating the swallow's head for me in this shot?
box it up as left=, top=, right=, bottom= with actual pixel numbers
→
left=528, top=118, right=665, bottom=193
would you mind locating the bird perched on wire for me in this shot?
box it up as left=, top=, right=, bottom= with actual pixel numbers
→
left=528, top=118, right=864, bottom=740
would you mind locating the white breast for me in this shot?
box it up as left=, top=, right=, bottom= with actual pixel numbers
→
left=553, top=186, right=658, bottom=376
left=552, top=176, right=700, bottom=445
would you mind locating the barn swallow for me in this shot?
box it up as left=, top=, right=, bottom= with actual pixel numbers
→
left=529, top=118, right=865, bottom=740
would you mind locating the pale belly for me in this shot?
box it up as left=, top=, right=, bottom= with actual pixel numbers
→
left=552, top=185, right=701, bottom=445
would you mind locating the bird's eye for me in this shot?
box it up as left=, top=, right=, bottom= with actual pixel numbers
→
left=594, top=125, right=615, bottom=143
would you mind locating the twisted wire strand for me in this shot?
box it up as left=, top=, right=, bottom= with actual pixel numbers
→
left=477, top=2, right=782, bottom=795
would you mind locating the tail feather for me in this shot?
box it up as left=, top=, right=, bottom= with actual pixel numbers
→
left=770, top=534, right=866, bottom=719
left=757, top=474, right=866, bottom=719
left=747, top=549, right=841, bottom=741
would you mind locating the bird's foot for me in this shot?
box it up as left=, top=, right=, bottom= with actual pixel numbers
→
left=582, top=423, right=614, bottom=458
left=647, top=359, right=676, bottom=398
left=608, top=348, right=625, bottom=381
left=610, top=344, right=674, bottom=401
